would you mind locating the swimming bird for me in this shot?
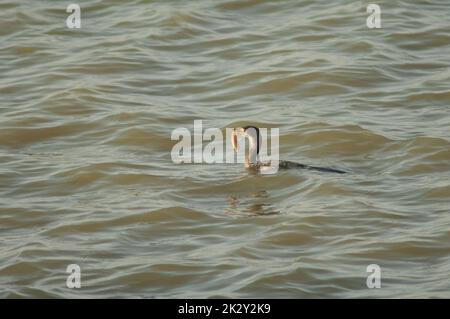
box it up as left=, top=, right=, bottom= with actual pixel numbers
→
left=232, top=126, right=346, bottom=174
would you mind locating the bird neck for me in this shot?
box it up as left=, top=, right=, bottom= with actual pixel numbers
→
left=246, top=134, right=259, bottom=166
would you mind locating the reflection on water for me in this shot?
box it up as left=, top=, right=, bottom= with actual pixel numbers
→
left=226, top=191, right=279, bottom=217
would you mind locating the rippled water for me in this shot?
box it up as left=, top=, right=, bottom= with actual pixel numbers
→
left=1, top=0, right=450, bottom=298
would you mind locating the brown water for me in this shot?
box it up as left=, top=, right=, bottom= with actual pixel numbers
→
left=1, top=0, right=450, bottom=298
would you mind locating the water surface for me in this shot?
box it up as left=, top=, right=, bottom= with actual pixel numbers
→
left=1, top=0, right=449, bottom=298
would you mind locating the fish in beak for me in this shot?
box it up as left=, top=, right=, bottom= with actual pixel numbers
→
left=232, top=128, right=238, bottom=152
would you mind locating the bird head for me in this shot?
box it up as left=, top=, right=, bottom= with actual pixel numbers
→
left=232, top=126, right=261, bottom=154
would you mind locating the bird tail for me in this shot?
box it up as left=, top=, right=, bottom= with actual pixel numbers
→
left=304, top=165, right=346, bottom=174
left=278, top=161, right=346, bottom=174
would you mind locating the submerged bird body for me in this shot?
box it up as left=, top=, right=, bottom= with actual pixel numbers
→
left=248, top=160, right=346, bottom=174
left=232, top=126, right=346, bottom=174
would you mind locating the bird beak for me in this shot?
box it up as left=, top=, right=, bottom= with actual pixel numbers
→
left=232, top=129, right=238, bottom=152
